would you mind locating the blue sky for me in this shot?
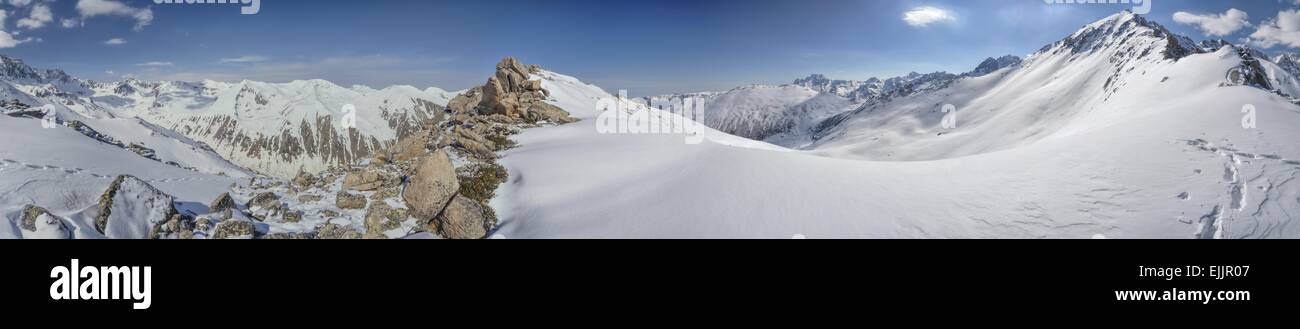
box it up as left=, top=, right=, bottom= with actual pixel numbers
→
left=2, top=0, right=1299, bottom=95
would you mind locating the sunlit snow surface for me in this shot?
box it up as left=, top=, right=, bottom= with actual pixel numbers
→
left=492, top=53, right=1300, bottom=238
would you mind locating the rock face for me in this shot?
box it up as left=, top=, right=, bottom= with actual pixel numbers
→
left=210, top=192, right=237, bottom=213
left=20, top=205, right=74, bottom=239
left=448, top=57, right=574, bottom=123
left=966, top=55, right=1023, bottom=77
left=402, top=149, right=460, bottom=219
left=95, top=175, right=179, bottom=239
left=434, top=195, right=494, bottom=240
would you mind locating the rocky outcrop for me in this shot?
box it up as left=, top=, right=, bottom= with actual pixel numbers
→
left=95, top=175, right=179, bottom=239
left=525, top=101, right=577, bottom=124
left=402, top=149, right=460, bottom=219
left=446, top=57, right=574, bottom=123
left=434, top=195, right=494, bottom=239
left=20, top=205, right=74, bottom=239
left=966, top=55, right=1022, bottom=77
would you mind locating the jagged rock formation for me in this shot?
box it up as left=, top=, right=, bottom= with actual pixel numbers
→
left=966, top=55, right=1023, bottom=77
left=449, top=57, right=576, bottom=124
left=95, top=175, right=179, bottom=239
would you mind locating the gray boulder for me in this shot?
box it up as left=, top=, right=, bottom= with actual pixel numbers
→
left=402, top=149, right=459, bottom=219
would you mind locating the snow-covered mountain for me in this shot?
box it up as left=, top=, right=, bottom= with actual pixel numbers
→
left=792, top=74, right=879, bottom=100
left=638, top=85, right=855, bottom=146
left=644, top=54, right=1024, bottom=147
left=94, top=78, right=455, bottom=178
left=490, top=11, right=1300, bottom=238
left=6, top=10, right=1300, bottom=239
left=0, top=53, right=457, bottom=178
left=0, top=56, right=252, bottom=178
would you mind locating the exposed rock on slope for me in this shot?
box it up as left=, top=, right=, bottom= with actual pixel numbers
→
left=403, top=149, right=459, bottom=219
left=20, top=205, right=74, bottom=239
left=95, top=175, right=180, bottom=239
left=450, top=57, right=576, bottom=124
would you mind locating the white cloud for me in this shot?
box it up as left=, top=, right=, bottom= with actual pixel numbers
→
left=0, top=30, right=30, bottom=48
left=104, top=38, right=125, bottom=45
left=218, top=55, right=270, bottom=64
left=16, top=4, right=53, bottom=30
left=135, top=61, right=174, bottom=67
left=1249, top=9, right=1300, bottom=48
left=60, top=18, right=78, bottom=28
left=8, top=0, right=33, bottom=7
left=76, top=0, right=153, bottom=31
left=1172, top=9, right=1250, bottom=37
left=903, top=6, right=955, bottom=27
left=0, top=10, right=7, bottom=29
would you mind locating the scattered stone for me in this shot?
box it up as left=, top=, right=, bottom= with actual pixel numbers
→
left=342, top=169, right=399, bottom=192
left=212, top=220, right=255, bottom=239
left=336, top=191, right=367, bottom=209
left=210, top=192, right=237, bottom=213
left=316, top=222, right=363, bottom=239
left=434, top=195, right=494, bottom=239
left=298, top=194, right=323, bottom=203
left=293, top=170, right=317, bottom=188
left=260, top=232, right=315, bottom=240
left=246, top=192, right=280, bottom=210
left=282, top=210, right=303, bottom=223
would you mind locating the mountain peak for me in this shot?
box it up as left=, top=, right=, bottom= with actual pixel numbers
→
left=967, top=55, right=1023, bottom=77
left=1040, top=11, right=1199, bottom=61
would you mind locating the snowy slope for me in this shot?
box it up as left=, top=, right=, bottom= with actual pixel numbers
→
left=811, top=11, right=1201, bottom=161
left=0, top=115, right=237, bottom=239
left=491, top=12, right=1300, bottom=239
